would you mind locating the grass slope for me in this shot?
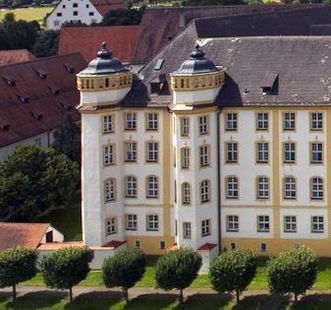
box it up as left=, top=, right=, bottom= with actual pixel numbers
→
left=0, top=7, right=53, bottom=24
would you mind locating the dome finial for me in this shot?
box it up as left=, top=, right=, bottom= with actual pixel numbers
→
left=97, top=41, right=112, bottom=59
left=190, top=44, right=205, bottom=60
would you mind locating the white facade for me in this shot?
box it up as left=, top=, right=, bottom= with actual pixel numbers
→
left=46, top=0, right=103, bottom=30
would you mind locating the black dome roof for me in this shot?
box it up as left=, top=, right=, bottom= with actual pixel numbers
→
left=174, top=45, right=219, bottom=75
left=78, top=42, right=129, bottom=76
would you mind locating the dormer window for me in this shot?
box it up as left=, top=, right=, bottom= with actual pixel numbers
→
left=17, top=94, right=29, bottom=103
left=1, top=76, right=15, bottom=86
left=0, top=124, right=9, bottom=131
left=64, top=64, right=74, bottom=73
left=151, top=82, right=161, bottom=94
left=261, top=73, right=279, bottom=95
left=31, top=112, right=43, bottom=120
left=154, top=59, right=164, bottom=71
left=34, top=68, right=47, bottom=79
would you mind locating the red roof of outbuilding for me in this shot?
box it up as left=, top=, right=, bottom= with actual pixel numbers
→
left=58, top=26, right=140, bottom=64
left=0, top=49, right=35, bottom=67
left=0, top=223, right=50, bottom=250
left=0, top=53, right=87, bottom=147
left=91, top=0, right=127, bottom=15
left=197, top=243, right=217, bottom=251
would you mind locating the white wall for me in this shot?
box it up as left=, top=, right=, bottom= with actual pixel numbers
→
left=46, top=0, right=103, bottom=30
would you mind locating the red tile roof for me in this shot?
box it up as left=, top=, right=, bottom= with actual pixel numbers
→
left=0, top=223, right=50, bottom=250
left=58, top=26, right=140, bottom=64
left=91, top=0, right=127, bottom=15
left=0, top=49, right=35, bottom=67
left=37, top=241, right=84, bottom=250
left=197, top=243, right=217, bottom=251
left=166, top=243, right=178, bottom=252
left=0, top=53, right=87, bottom=147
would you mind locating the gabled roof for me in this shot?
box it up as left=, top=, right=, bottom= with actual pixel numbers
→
left=58, top=26, right=140, bottom=63
left=0, top=223, right=50, bottom=250
left=133, top=21, right=331, bottom=107
left=0, top=53, right=87, bottom=147
left=132, top=4, right=323, bottom=65
left=195, top=6, right=331, bottom=38
left=90, top=0, right=127, bottom=15
left=0, top=50, right=35, bottom=67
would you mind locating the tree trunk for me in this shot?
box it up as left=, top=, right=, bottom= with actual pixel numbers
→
left=236, top=289, right=240, bottom=304
left=12, top=284, right=16, bottom=301
left=69, top=287, right=73, bottom=302
left=179, top=289, right=184, bottom=304
left=123, top=288, right=129, bottom=304
left=294, top=293, right=298, bottom=302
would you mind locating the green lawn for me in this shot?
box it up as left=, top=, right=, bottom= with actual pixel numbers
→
left=0, top=6, right=53, bottom=24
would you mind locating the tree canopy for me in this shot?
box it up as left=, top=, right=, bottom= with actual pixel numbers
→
left=0, top=247, right=37, bottom=301
left=0, top=144, right=79, bottom=221
left=41, top=246, right=93, bottom=301
left=101, top=8, right=143, bottom=26
left=267, top=246, right=318, bottom=301
left=209, top=249, right=257, bottom=304
left=155, top=248, right=202, bottom=303
left=102, top=248, right=146, bottom=302
left=32, top=30, right=59, bottom=57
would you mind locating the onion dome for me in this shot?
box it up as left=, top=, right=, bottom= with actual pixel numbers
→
left=78, top=42, right=129, bottom=76
left=174, top=45, right=219, bottom=75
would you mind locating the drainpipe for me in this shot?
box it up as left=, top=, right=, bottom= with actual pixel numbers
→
left=217, top=109, right=222, bottom=254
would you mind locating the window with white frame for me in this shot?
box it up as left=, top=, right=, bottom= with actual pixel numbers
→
left=103, top=115, right=113, bottom=133
left=284, top=176, right=296, bottom=199
left=105, top=178, right=116, bottom=202
left=199, top=115, right=209, bottom=135
left=147, top=142, right=158, bottom=162
left=147, top=176, right=158, bottom=198
left=199, top=145, right=210, bottom=167
left=256, top=142, right=269, bottom=164
left=261, top=243, right=267, bottom=252
left=283, top=112, right=295, bottom=130
left=201, top=219, right=211, bottom=237
left=146, top=113, right=158, bottom=131
left=105, top=217, right=117, bottom=235
left=134, top=240, right=140, bottom=249
left=284, top=216, right=296, bottom=233
left=103, top=144, right=115, bottom=166
left=225, top=113, right=238, bottom=131
left=311, top=216, right=324, bottom=233
left=200, top=180, right=210, bottom=203
left=257, top=215, right=270, bottom=232
left=257, top=176, right=269, bottom=199
left=125, top=113, right=137, bottom=130
left=311, top=142, right=323, bottom=164
left=126, top=214, right=137, bottom=230
left=146, top=214, right=159, bottom=231
left=125, top=142, right=137, bottom=162
left=182, top=182, right=191, bottom=205
left=226, top=176, right=239, bottom=199
left=181, top=117, right=189, bottom=137
left=181, top=147, right=190, bottom=169
left=311, top=112, right=323, bottom=131
left=225, top=142, right=238, bottom=163
left=256, top=113, right=269, bottom=130
left=226, top=215, right=239, bottom=232
left=125, top=176, right=137, bottom=198
left=183, top=222, right=192, bottom=239
left=311, top=177, right=324, bottom=200
left=283, top=142, right=296, bottom=163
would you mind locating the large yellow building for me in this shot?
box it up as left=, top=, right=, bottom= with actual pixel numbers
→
left=77, top=21, right=331, bottom=268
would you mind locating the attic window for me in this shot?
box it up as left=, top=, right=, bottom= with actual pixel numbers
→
left=34, top=68, right=47, bottom=79
left=31, top=112, right=43, bottom=120
left=60, top=102, right=72, bottom=111
left=48, top=86, right=60, bottom=95
left=17, top=94, right=29, bottom=103
left=261, top=73, right=279, bottom=95
left=0, top=124, right=9, bottom=131
left=1, top=76, right=15, bottom=86
left=151, top=82, right=161, bottom=94
left=154, top=59, right=164, bottom=71
left=64, top=64, right=75, bottom=73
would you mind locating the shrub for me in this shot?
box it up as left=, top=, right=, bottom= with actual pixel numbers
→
left=209, top=249, right=257, bottom=304
left=155, top=248, right=202, bottom=303
left=0, top=247, right=37, bottom=300
left=102, top=248, right=146, bottom=302
left=41, top=246, right=93, bottom=301
left=267, top=246, right=318, bottom=301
